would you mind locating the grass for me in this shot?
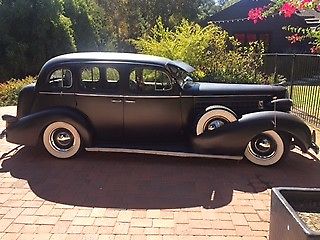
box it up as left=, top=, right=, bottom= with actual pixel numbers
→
left=290, top=85, right=320, bottom=126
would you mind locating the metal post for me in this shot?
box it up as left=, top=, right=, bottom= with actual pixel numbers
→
left=273, top=54, right=278, bottom=83
left=289, top=54, right=296, bottom=98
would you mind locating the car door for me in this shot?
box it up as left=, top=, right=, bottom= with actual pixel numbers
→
left=75, top=63, right=124, bottom=142
left=33, top=66, right=77, bottom=112
left=124, top=65, right=182, bottom=143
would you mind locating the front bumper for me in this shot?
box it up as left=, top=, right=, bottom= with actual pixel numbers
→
left=311, top=130, right=319, bottom=154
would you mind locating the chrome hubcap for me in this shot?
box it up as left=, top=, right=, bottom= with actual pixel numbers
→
left=50, top=128, right=74, bottom=152
left=249, top=134, right=277, bottom=159
left=206, top=119, right=226, bottom=131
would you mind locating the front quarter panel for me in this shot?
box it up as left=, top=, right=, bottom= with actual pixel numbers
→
left=192, top=111, right=312, bottom=155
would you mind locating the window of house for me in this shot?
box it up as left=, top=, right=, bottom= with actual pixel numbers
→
left=234, top=33, right=270, bottom=49
left=234, top=33, right=245, bottom=44
left=247, top=33, right=257, bottom=42
left=129, top=67, right=172, bottom=93
left=48, top=69, right=72, bottom=89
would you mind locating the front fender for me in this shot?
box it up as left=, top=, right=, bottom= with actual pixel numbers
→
left=5, top=108, right=93, bottom=147
left=192, top=111, right=312, bottom=155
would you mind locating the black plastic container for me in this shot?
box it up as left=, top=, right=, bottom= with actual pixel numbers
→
left=269, top=187, right=320, bottom=240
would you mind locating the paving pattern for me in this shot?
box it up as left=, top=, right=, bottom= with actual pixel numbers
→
left=1, top=106, right=320, bottom=240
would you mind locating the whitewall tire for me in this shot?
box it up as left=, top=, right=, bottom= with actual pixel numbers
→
left=196, top=108, right=237, bottom=135
left=43, top=121, right=81, bottom=159
left=244, top=130, right=286, bottom=166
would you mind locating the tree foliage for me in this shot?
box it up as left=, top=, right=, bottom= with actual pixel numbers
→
left=96, top=0, right=211, bottom=50
left=132, top=18, right=268, bottom=84
left=0, top=0, right=109, bottom=81
left=0, top=0, right=227, bottom=81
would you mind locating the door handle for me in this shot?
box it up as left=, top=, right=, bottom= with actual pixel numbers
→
left=125, top=100, right=136, bottom=104
left=111, top=99, right=122, bottom=103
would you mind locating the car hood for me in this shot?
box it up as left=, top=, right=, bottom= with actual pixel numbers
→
left=183, top=82, right=287, bottom=98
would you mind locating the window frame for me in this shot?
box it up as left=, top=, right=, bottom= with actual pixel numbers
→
left=77, top=63, right=122, bottom=94
left=81, top=66, right=101, bottom=83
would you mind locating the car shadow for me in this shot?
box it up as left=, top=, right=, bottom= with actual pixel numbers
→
left=1, top=147, right=320, bottom=209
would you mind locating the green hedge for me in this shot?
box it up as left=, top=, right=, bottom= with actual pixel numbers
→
left=0, top=76, right=36, bottom=107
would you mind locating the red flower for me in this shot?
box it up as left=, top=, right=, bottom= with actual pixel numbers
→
left=287, top=34, right=304, bottom=43
left=311, top=46, right=320, bottom=54
left=317, top=4, right=320, bottom=11
left=248, top=8, right=264, bottom=24
left=280, top=3, right=297, bottom=17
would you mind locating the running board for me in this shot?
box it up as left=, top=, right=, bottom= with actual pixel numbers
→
left=85, top=147, right=243, bottom=160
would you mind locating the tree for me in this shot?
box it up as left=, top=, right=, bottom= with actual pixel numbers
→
left=132, top=18, right=267, bottom=84
left=0, top=0, right=110, bottom=81
left=64, top=0, right=109, bottom=51
left=0, top=0, right=76, bottom=80
left=95, top=0, right=208, bottom=50
left=247, top=0, right=320, bottom=53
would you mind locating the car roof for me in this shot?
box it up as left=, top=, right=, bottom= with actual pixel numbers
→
left=42, top=52, right=195, bottom=73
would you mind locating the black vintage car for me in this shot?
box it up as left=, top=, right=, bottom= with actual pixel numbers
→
left=1, top=52, right=318, bottom=166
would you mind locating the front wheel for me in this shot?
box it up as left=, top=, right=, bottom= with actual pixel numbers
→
left=43, top=121, right=81, bottom=159
left=244, top=130, right=288, bottom=166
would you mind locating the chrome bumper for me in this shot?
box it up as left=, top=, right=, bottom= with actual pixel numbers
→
left=1, top=115, right=18, bottom=140
left=0, top=129, right=6, bottom=139
left=311, top=130, right=319, bottom=154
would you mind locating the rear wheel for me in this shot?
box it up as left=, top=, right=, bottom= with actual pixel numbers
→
left=244, top=130, right=288, bottom=166
left=43, top=121, right=81, bottom=159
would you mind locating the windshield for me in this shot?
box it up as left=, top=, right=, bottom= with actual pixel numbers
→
left=168, top=65, right=196, bottom=88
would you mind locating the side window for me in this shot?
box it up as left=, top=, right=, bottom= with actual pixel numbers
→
left=81, top=67, right=100, bottom=82
left=106, top=68, right=120, bottom=83
left=129, top=67, right=172, bottom=93
left=80, top=66, right=120, bottom=92
left=48, top=69, right=72, bottom=89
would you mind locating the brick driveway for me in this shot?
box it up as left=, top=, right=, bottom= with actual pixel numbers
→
left=1, top=106, right=320, bottom=240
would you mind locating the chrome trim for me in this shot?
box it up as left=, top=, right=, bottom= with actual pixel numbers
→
left=76, top=93, right=122, bottom=98
left=85, top=147, right=243, bottom=160
left=111, top=99, right=122, bottom=103
left=39, top=92, right=75, bottom=96
left=125, top=100, right=136, bottom=103
left=123, top=95, right=180, bottom=99
left=39, top=92, right=269, bottom=99
left=181, top=95, right=272, bottom=98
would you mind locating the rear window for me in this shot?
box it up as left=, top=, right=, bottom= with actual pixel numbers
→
left=48, top=69, right=72, bottom=89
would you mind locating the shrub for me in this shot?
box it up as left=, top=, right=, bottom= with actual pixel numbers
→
left=0, top=76, right=36, bottom=107
left=132, top=18, right=273, bottom=84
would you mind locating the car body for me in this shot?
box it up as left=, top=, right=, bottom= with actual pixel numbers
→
left=1, top=52, right=318, bottom=166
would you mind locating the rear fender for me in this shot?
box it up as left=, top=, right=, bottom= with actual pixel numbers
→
left=5, top=108, right=93, bottom=146
left=192, top=111, right=312, bottom=155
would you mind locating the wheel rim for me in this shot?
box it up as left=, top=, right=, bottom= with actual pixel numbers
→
left=205, top=118, right=227, bottom=131
left=49, top=128, right=75, bottom=152
left=248, top=133, right=277, bottom=159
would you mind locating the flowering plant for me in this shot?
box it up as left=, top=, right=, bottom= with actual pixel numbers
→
left=248, top=0, right=320, bottom=53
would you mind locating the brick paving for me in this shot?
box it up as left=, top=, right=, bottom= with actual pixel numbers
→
left=1, top=106, right=320, bottom=239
